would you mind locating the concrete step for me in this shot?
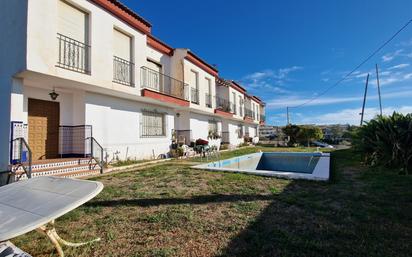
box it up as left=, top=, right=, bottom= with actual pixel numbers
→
left=53, top=169, right=102, bottom=179
left=12, top=158, right=94, bottom=172
left=12, top=158, right=101, bottom=180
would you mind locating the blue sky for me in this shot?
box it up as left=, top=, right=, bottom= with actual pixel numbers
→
left=123, top=0, right=412, bottom=125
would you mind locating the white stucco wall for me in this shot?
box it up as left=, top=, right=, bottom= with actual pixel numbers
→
left=222, top=120, right=244, bottom=146
left=146, top=46, right=172, bottom=77
left=183, top=58, right=216, bottom=112
left=10, top=81, right=86, bottom=128
left=228, top=86, right=245, bottom=119
left=25, top=0, right=148, bottom=96
left=85, top=92, right=175, bottom=160
left=189, top=113, right=221, bottom=141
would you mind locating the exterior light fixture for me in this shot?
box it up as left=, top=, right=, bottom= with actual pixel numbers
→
left=49, top=88, right=59, bottom=101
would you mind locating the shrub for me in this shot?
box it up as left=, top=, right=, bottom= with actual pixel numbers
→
left=353, top=112, right=412, bottom=174
left=282, top=124, right=300, bottom=146
left=220, top=144, right=229, bottom=150
left=239, top=142, right=249, bottom=147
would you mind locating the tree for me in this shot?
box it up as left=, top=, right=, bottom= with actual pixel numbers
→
left=282, top=124, right=300, bottom=146
left=330, top=125, right=344, bottom=140
left=297, top=126, right=324, bottom=147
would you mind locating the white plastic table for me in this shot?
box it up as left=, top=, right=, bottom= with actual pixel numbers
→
left=0, top=176, right=104, bottom=257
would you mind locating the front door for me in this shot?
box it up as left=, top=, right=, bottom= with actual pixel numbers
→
left=28, top=98, right=60, bottom=160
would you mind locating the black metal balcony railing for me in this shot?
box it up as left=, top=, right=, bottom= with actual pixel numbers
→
left=205, top=93, right=212, bottom=108
left=57, top=33, right=90, bottom=74
left=141, top=66, right=189, bottom=101
left=191, top=88, right=199, bottom=104
left=244, top=108, right=254, bottom=118
left=215, top=97, right=232, bottom=113
left=113, top=56, right=134, bottom=87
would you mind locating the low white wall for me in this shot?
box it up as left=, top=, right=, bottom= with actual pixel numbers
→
left=85, top=92, right=175, bottom=160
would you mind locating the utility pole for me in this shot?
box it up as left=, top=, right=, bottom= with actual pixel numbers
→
left=286, top=107, right=290, bottom=125
left=375, top=64, right=383, bottom=116
left=360, top=73, right=369, bottom=126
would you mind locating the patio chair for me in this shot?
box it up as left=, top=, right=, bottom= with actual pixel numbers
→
left=182, top=145, right=195, bottom=158
left=177, top=135, right=186, bottom=146
left=0, top=241, right=33, bottom=257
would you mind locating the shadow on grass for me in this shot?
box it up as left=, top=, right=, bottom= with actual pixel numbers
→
left=87, top=194, right=277, bottom=208
left=214, top=149, right=411, bottom=257
left=91, top=149, right=410, bottom=257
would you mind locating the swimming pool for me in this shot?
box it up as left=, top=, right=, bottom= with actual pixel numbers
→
left=193, top=152, right=330, bottom=181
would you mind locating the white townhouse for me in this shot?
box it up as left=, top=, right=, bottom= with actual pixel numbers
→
left=0, top=0, right=265, bottom=182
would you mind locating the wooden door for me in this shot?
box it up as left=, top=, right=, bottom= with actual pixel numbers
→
left=28, top=99, right=60, bottom=160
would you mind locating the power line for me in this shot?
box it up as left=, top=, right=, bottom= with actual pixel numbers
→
left=289, top=18, right=412, bottom=110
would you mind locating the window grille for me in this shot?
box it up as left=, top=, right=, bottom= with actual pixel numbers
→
left=141, top=110, right=166, bottom=137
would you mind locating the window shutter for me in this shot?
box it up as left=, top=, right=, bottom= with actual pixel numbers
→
left=113, top=29, right=131, bottom=60
left=58, top=1, right=87, bottom=43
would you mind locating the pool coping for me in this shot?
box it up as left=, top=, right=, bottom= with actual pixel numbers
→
left=192, top=152, right=330, bottom=181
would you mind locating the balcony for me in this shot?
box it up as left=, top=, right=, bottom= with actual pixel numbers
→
left=260, top=114, right=266, bottom=125
left=140, top=67, right=189, bottom=107
left=215, top=97, right=233, bottom=117
left=244, top=108, right=255, bottom=123
left=113, top=56, right=134, bottom=87
left=205, top=93, right=212, bottom=108
left=191, top=88, right=199, bottom=104
left=57, top=33, right=90, bottom=74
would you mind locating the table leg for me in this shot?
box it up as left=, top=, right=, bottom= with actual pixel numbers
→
left=36, top=220, right=100, bottom=257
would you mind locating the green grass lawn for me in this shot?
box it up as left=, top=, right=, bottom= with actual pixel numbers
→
left=12, top=147, right=412, bottom=257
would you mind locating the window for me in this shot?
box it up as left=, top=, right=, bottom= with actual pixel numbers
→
left=113, top=28, right=133, bottom=86
left=232, top=92, right=237, bottom=114
left=190, top=70, right=199, bottom=104
left=205, top=78, right=212, bottom=108
left=237, top=124, right=243, bottom=138
left=145, top=59, right=163, bottom=91
left=58, top=1, right=88, bottom=43
left=256, top=105, right=260, bottom=120
left=141, top=110, right=166, bottom=137
left=238, top=96, right=243, bottom=116
left=57, top=1, right=90, bottom=73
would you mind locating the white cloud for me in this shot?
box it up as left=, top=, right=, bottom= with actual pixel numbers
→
left=241, top=66, right=302, bottom=94
left=379, top=70, right=412, bottom=85
left=388, top=63, right=410, bottom=70
left=382, top=49, right=404, bottom=62
left=298, top=106, right=412, bottom=125
left=244, top=70, right=273, bottom=81
left=403, top=73, right=412, bottom=79
left=265, top=90, right=412, bottom=109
